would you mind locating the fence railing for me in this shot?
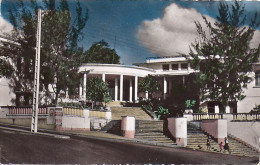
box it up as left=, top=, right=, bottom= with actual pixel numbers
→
left=63, top=107, right=84, bottom=117
left=8, top=107, right=47, bottom=115
left=192, top=113, right=223, bottom=121
left=233, top=113, right=260, bottom=121
left=191, top=113, right=260, bottom=121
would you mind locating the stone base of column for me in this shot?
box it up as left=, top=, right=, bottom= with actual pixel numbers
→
left=176, top=137, right=187, bottom=147
left=121, top=130, right=135, bottom=138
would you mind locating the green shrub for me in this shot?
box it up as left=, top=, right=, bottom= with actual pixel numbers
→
left=185, top=99, right=196, bottom=109
left=153, top=106, right=169, bottom=120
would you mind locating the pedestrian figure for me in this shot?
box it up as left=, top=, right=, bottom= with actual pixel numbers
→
left=206, top=137, right=211, bottom=150
left=219, top=142, right=223, bottom=152
left=224, top=137, right=230, bottom=153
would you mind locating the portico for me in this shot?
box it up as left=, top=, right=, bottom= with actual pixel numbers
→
left=78, top=64, right=155, bottom=102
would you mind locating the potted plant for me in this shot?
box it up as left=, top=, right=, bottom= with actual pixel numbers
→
left=185, top=99, right=196, bottom=114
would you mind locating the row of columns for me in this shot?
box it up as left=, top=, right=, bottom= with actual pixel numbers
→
left=79, top=72, right=186, bottom=102
left=80, top=73, right=139, bottom=102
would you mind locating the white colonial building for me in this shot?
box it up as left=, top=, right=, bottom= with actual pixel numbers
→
left=78, top=56, right=196, bottom=103
left=77, top=56, right=260, bottom=113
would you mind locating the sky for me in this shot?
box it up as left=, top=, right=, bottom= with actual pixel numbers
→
left=1, top=0, right=260, bottom=65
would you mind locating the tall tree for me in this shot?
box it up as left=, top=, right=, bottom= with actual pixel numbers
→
left=86, top=77, right=111, bottom=109
left=82, top=40, right=120, bottom=64
left=2, top=0, right=88, bottom=105
left=0, top=58, right=13, bottom=78
left=190, top=1, right=260, bottom=112
left=139, top=74, right=161, bottom=99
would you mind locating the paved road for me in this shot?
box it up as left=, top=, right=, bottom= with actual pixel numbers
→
left=0, top=128, right=258, bottom=164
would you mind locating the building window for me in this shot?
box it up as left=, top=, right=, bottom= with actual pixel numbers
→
left=162, top=64, right=169, bottom=70
left=172, top=64, right=178, bottom=70
left=181, top=63, right=188, bottom=70
left=256, top=71, right=260, bottom=87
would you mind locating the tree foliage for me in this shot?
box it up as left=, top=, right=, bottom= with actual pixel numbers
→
left=190, top=1, right=260, bottom=112
left=86, top=77, right=111, bottom=108
left=139, top=74, right=160, bottom=99
left=82, top=40, right=120, bottom=64
left=1, top=0, right=88, bottom=105
left=0, top=58, right=14, bottom=78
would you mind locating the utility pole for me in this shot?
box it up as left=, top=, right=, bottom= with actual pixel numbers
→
left=31, top=9, right=42, bottom=133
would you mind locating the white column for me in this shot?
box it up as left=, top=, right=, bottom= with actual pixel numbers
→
left=83, top=72, right=87, bottom=101
left=163, top=77, right=167, bottom=100
left=66, top=88, right=69, bottom=98
left=178, top=63, right=181, bottom=71
left=115, top=77, right=118, bottom=101
left=120, top=74, right=123, bottom=101
left=129, top=78, right=133, bottom=102
left=102, top=73, right=105, bottom=82
left=183, top=76, right=185, bottom=85
left=145, top=91, right=148, bottom=100
left=188, top=63, right=191, bottom=70
left=215, top=105, right=219, bottom=113
left=134, top=76, right=138, bottom=102
left=225, top=106, right=230, bottom=113
left=79, top=78, right=83, bottom=98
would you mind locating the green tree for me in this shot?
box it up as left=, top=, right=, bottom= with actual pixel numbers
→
left=190, top=1, right=260, bottom=112
left=82, top=40, right=120, bottom=64
left=2, top=0, right=88, bottom=105
left=139, top=74, right=160, bottom=99
left=86, top=77, right=111, bottom=109
left=0, top=58, right=13, bottom=78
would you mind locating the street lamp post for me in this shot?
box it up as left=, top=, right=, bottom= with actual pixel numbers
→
left=31, top=9, right=42, bottom=133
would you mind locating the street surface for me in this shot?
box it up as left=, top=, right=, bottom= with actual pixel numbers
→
left=0, top=128, right=258, bottom=164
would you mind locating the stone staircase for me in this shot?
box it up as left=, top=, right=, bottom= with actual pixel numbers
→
left=187, top=122, right=219, bottom=151
left=227, top=137, right=259, bottom=157
left=135, top=120, right=176, bottom=145
left=186, top=122, right=260, bottom=158
left=111, top=107, right=152, bottom=120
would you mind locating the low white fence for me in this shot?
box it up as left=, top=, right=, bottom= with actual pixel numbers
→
left=184, top=113, right=260, bottom=121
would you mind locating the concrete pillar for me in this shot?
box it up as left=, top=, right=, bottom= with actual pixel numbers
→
left=182, top=76, right=185, bottom=85
left=202, top=119, right=227, bottom=144
left=178, top=63, right=181, bottom=71
left=225, top=106, right=230, bottom=113
left=83, top=109, right=89, bottom=118
left=188, top=63, right=191, bottom=70
left=121, top=116, right=135, bottom=138
left=83, top=73, right=87, bottom=101
left=115, top=77, right=118, bottom=101
left=163, top=77, right=167, bottom=100
left=215, top=105, right=219, bottom=113
left=79, top=79, right=83, bottom=99
left=102, top=73, right=105, bottom=82
left=120, top=74, right=123, bottom=101
left=129, top=78, right=133, bottom=102
left=145, top=91, right=148, bottom=100
left=55, top=107, right=63, bottom=131
left=66, top=88, right=69, bottom=98
left=134, top=76, right=138, bottom=102
left=167, top=117, right=187, bottom=147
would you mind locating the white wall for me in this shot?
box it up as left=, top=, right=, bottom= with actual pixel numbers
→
left=238, top=73, right=260, bottom=113
left=0, top=78, right=15, bottom=106
left=228, top=121, right=260, bottom=150
left=62, top=116, right=90, bottom=129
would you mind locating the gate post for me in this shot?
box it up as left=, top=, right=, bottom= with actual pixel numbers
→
left=121, top=116, right=135, bottom=138
left=55, top=107, right=63, bottom=131
left=167, top=117, right=187, bottom=147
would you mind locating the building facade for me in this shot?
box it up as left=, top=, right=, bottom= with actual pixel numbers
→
left=77, top=56, right=260, bottom=113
